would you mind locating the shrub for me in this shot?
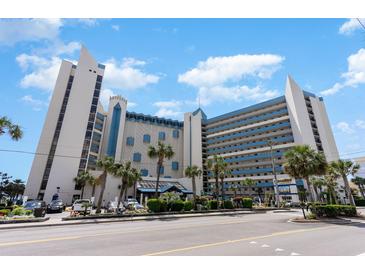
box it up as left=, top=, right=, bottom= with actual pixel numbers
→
left=310, top=205, right=357, bottom=218
left=11, top=207, right=25, bottom=216
left=208, top=200, right=218, bottom=210
left=223, top=200, right=234, bottom=209
left=170, top=200, right=184, bottom=212
left=0, top=209, right=10, bottom=216
left=242, top=198, right=253, bottom=208
left=184, top=201, right=193, bottom=211
left=159, top=199, right=167, bottom=212
left=147, top=199, right=161, bottom=213
left=25, top=210, right=33, bottom=216
left=355, top=199, right=365, bottom=206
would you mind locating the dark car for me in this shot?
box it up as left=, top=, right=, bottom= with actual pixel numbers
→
left=47, top=200, right=64, bottom=213
left=24, top=200, right=47, bottom=217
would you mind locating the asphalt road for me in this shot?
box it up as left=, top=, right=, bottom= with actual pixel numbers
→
left=1, top=210, right=365, bottom=256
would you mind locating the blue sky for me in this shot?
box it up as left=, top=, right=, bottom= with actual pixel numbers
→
left=1, top=18, right=365, bottom=181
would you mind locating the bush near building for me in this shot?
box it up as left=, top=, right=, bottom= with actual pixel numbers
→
left=208, top=200, right=218, bottom=210
left=147, top=199, right=161, bottom=213
left=242, top=198, right=253, bottom=208
left=0, top=209, right=10, bottom=216
left=170, top=200, right=184, bottom=212
left=355, top=199, right=365, bottom=206
left=223, top=200, right=234, bottom=209
left=184, top=201, right=193, bottom=211
left=310, top=205, right=357, bottom=218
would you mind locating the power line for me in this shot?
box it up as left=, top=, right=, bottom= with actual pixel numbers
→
left=357, top=18, right=365, bottom=31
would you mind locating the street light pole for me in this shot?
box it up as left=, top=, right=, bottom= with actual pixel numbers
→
left=268, top=139, right=280, bottom=208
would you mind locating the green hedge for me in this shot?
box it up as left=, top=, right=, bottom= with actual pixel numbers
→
left=147, top=199, right=161, bottom=213
left=242, top=198, right=253, bottom=208
left=184, top=201, right=193, bottom=211
left=208, top=200, right=218, bottom=210
left=159, top=199, right=167, bottom=212
left=170, top=200, right=184, bottom=212
left=223, top=200, right=234, bottom=209
left=355, top=199, right=365, bottom=206
left=310, top=205, right=357, bottom=218
left=11, top=207, right=26, bottom=216
left=0, top=209, right=10, bottom=216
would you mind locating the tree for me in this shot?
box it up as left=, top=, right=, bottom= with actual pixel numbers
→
left=206, top=155, right=228, bottom=201
left=242, top=178, right=256, bottom=198
left=89, top=175, right=100, bottom=198
left=218, top=162, right=231, bottom=203
left=185, top=165, right=202, bottom=209
left=0, top=116, right=23, bottom=141
left=112, top=161, right=142, bottom=212
left=73, top=170, right=95, bottom=199
left=329, top=159, right=359, bottom=206
left=147, top=141, right=175, bottom=198
left=325, top=167, right=339, bottom=204
left=283, top=145, right=327, bottom=202
left=95, top=157, right=116, bottom=213
left=310, top=176, right=326, bottom=202
left=1, top=179, right=25, bottom=201
left=352, top=176, right=365, bottom=199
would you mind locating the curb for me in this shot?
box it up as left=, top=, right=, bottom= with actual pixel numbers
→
left=0, top=210, right=264, bottom=230
left=288, top=218, right=353, bottom=224
left=0, top=217, right=50, bottom=225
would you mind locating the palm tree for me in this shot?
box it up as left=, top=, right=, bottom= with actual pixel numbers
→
left=329, top=159, right=360, bottom=206
left=0, top=116, right=23, bottom=140
left=89, top=176, right=100, bottom=198
left=73, top=171, right=95, bottom=199
left=325, top=168, right=339, bottom=204
left=283, top=145, right=327, bottom=202
left=185, top=165, right=202, bottom=209
left=310, top=176, right=326, bottom=202
left=147, top=141, right=175, bottom=198
left=95, top=157, right=115, bottom=213
left=112, top=161, right=142, bottom=212
left=352, top=176, right=365, bottom=199
left=242, top=178, right=256, bottom=198
left=206, top=155, right=227, bottom=201
left=218, top=163, right=231, bottom=202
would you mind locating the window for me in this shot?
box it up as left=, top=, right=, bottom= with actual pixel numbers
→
left=141, top=169, right=148, bottom=176
left=158, top=131, right=166, bottom=141
left=133, top=152, right=142, bottom=162
left=172, top=161, right=179, bottom=171
left=126, top=137, right=134, bottom=146
left=158, top=166, right=164, bottom=175
left=143, top=134, right=151, bottom=143
left=172, top=129, right=179, bottom=138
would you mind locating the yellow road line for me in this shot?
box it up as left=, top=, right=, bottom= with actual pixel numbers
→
left=0, top=219, right=250, bottom=247
left=143, top=226, right=334, bottom=256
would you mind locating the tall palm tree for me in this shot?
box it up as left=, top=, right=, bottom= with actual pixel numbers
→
left=147, top=141, right=175, bottom=198
left=0, top=116, right=23, bottom=140
left=185, top=165, right=202, bottom=208
left=95, top=157, right=115, bottom=213
left=73, top=170, right=95, bottom=199
left=218, top=162, right=231, bottom=202
left=242, top=178, right=256, bottom=198
left=309, top=176, right=326, bottom=202
left=329, top=159, right=360, bottom=206
left=283, top=145, right=327, bottom=202
left=352, top=176, right=365, bottom=199
left=325, top=168, right=339, bottom=204
left=206, top=155, right=227, bottom=201
left=89, top=176, right=100, bottom=198
left=112, top=161, right=142, bottom=212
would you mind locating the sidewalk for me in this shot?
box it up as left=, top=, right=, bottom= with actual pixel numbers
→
left=0, top=209, right=263, bottom=230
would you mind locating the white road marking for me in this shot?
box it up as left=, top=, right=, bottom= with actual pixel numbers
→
left=275, top=248, right=284, bottom=252
left=290, top=252, right=300, bottom=256
left=261, top=244, right=270, bottom=248
left=249, top=241, right=257, bottom=244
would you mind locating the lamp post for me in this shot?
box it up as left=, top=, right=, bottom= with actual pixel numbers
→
left=268, top=139, right=280, bottom=208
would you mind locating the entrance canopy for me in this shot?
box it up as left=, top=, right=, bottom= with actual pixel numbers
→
left=137, top=180, right=193, bottom=194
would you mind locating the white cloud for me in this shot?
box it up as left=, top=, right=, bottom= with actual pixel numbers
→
left=178, top=53, right=284, bottom=105
left=112, top=25, right=120, bottom=31
left=155, top=108, right=182, bottom=118
left=321, top=48, right=365, bottom=96
left=153, top=100, right=198, bottom=119
left=336, top=121, right=354, bottom=134
left=103, top=58, right=160, bottom=90
left=77, top=19, right=99, bottom=27
left=16, top=54, right=62, bottom=91
left=0, top=19, right=63, bottom=46
left=339, top=19, right=365, bottom=35
left=100, top=89, right=137, bottom=110
left=355, top=119, right=365, bottom=129
left=21, top=95, right=48, bottom=111
left=178, top=54, right=284, bottom=87
left=153, top=100, right=182, bottom=109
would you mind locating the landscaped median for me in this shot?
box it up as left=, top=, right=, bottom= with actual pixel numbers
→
left=0, top=206, right=49, bottom=224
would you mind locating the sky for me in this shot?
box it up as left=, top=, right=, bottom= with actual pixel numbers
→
left=1, top=18, right=365, bottom=182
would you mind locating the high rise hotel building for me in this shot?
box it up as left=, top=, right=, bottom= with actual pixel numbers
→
left=25, top=47, right=340, bottom=204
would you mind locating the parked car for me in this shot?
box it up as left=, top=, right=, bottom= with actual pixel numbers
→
left=47, top=200, right=64, bottom=213
left=72, top=199, right=91, bottom=213
left=123, top=198, right=144, bottom=210
left=106, top=201, right=125, bottom=213
left=24, top=200, right=47, bottom=217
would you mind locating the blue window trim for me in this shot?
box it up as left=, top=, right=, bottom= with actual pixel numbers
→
left=158, top=166, right=164, bottom=175
left=143, top=134, right=151, bottom=143
left=172, top=129, right=179, bottom=138
left=106, top=103, right=121, bottom=157
left=172, top=161, right=179, bottom=170
left=126, top=137, right=134, bottom=146
left=141, top=169, right=148, bottom=176
left=133, top=152, right=141, bottom=162
left=158, top=131, right=166, bottom=141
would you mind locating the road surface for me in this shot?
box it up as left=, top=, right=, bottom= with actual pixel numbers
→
left=1, top=210, right=365, bottom=256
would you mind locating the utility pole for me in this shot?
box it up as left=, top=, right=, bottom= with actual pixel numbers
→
left=268, top=139, right=280, bottom=208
